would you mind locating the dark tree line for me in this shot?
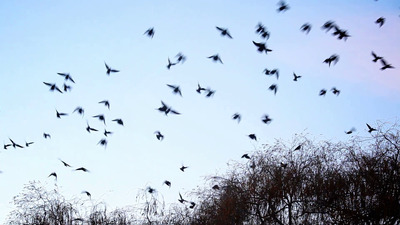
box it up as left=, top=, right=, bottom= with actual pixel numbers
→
left=7, top=122, right=400, bottom=224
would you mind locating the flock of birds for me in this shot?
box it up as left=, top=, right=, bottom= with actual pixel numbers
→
left=1, top=0, right=396, bottom=213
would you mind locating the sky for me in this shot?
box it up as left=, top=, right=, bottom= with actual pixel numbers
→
left=0, top=0, right=399, bottom=222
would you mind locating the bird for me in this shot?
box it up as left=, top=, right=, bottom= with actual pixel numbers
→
left=293, top=73, right=301, bottom=81
left=25, top=141, right=34, bottom=147
left=256, top=22, right=266, bottom=34
left=164, top=180, right=171, bottom=188
left=57, top=73, right=75, bottom=83
left=63, top=83, right=72, bottom=92
left=196, top=83, right=206, bottom=94
left=180, top=165, right=188, bottom=172
left=144, top=27, right=155, bottom=38
left=175, top=52, right=186, bottom=64
left=380, top=59, right=394, bottom=70
left=208, top=54, right=223, bottom=64
left=73, top=107, right=84, bottom=116
left=43, top=82, right=62, bottom=93
left=281, top=162, right=288, bottom=168
left=157, top=101, right=180, bottom=115
left=375, top=17, right=385, bottom=27
left=331, top=87, right=340, bottom=96
left=56, top=110, right=68, bottom=118
left=294, top=145, right=302, bottom=151
left=321, top=20, right=337, bottom=32
left=300, top=23, right=312, bottom=34
left=9, top=139, right=24, bottom=148
left=248, top=134, right=257, bottom=141
left=82, top=191, right=91, bottom=199
left=241, top=154, right=251, bottom=159
left=93, top=114, right=106, bottom=125
left=366, top=123, right=377, bottom=133
left=43, top=133, right=51, bottom=139
left=178, top=193, right=186, bottom=203
left=262, top=115, right=272, bottom=124
left=105, top=62, right=119, bottom=75
left=212, top=185, right=220, bottom=190
left=189, top=202, right=196, bottom=209
left=323, top=54, right=339, bottom=67
left=371, top=51, right=383, bottom=62
left=216, top=26, right=233, bottom=38
left=59, top=159, right=72, bottom=167
left=167, top=58, right=177, bottom=70
left=75, top=167, right=89, bottom=172
left=232, top=113, right=241, bottom=123
left=319, top=89, right=327, bottom=96
left=264, top=68, right=279, bottom=79
left=205, top=88, right=215, bottom=97
left=154, top=131, right=164, bottom=141
left=112, top=119, right=124, bottom=126
left=86, top=123, right=98, bottom=133
left=269, top=84, right=278, bottom=95
left=147, top=187, right=156, bottom=194
left=332, top=27, right=350, bottom=41
left=99, top=100, right=110, bottom=109
left=98, top=139, right=107, bottom=148
left=3, top=143, right=11, bottom=150
left=253, top=41, right=272, bottom=54
left=48, top=172, right=57, bottom=180
left=345, top=127, right=356, bottom=134
left=167, top=84, right=182, bottom=96
left=277, top=0, right=290, bottom=12
left=104, top=129, right=113, bottom=137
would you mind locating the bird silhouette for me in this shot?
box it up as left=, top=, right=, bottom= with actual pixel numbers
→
left=57, top=73, right=75, bottom=83
left=380, top=59, right=394, bottom=70
left=48, top=172, right=57, bottom=181
left=332, top=27, right=350, bottom=41
left=73, top=107, right=84, bottom=116
left=281, top=162, right=288, bottom=168
left=98, top=139, right=107, bottom=148
left=232, top=113, right=241, bottom=123
left=178, top=193, right=186, bottom=203
left=105, top=62, right=119, bottom=75
left=255, top=23, right=270, bottom=39
left=205, top=88, right=215, bottom=97
left=189, top=202, right=196, bottom=209
left=93, top=114, right=106, bottom=125
left=241, top=154, right=251, bottom=159
left=331, top=87, right=340, bottom=96
left=196, top=83, right=206, bottom=94
left=321, top=20, right=337, bottom=32
left=157, top=101, right=180, bottom=115
left=294, top=145, right=302, bottom=151
left=371, top=51, right=383, bottom=62
left=264, top=68, right=279, bottom=79
left=164, top=180, right=171, bottom=188
left=99, top=100, right=110, bottom=109
left=269, top=84, right=278, bottom=95
left=180, top=165, right=188, bottom=172
left=56, top=110, right=68, bottom=118
left=300, top=23, right=312, bottom=34
left=293, top=73, right=301, bottom=81
left=86, top=123, right=98, bottom=133
left=167, top=84, right=182, bottom=96
left=144, top=27, right=155, bottom=38
left=9, top=139, right=23, bottom=148
left=366, top=123, right=377, bottom=133
left=75, top=167, right=89, bottom=172
left=175, top=52, right=186, bottom=64
left=43, top=133, right=51, bottom=139
left=43, top=82, right=63, bottom=93
left=63, top=83, right=72, bottom=92
left=82, top=191, right=91, bottom=199
left=345, top=127, right=356, bottom=134
left=208, top=54, right=223, bottom=64
left=375, top=17, right=385, bottom=27
left=319, top=89, right=327, bottom=96
left=154, top=131, right=164, bottom=141
left=248, top=134, right=257, bottom=141
left=112, top=119, right=124, bottom=126
left=253, top=41, right=272, bottom=54
left=167, top=58, right=177, bottom=70
left=25, top=141, right=34, bottom=147
left=277, top=0, right=290, bottom=12
left=262, top=115, right=272, bottom=124
left=323, top=54, right=339, bottom=66
left=59, top=159, right=72, bottom=167
left=212, top=185, right=220, bottom=190
left=104, top=129, right=113, bottom=137
left=216, top=26, right=233, bottom=38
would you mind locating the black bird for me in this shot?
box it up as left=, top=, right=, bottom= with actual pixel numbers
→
left=345, top=127, right=356, bottom=134
left=75, top=167, right=89, bottom=172
left=43, top=82, right=63, bottom=93
left=256, top=22, right=266, bottom=34
left=73, top=107, right=84, bottom=116
left=43, top=133, right=51, bottom=139
left=9, top=139, right=23, bottom=148
left=262, top=115, right=272, bottom=124
left=248, top=134, right=257, bottom=141
left=375, top=17, right=385, bottom=27
left=105, top=62, right=119, bottom=75
left=212, top=185, right=220, bottom=190
left=241, top=154, right=250, bottom=159
left=82, top=191, right=91, bottom=199
left=144, top=27, right=155, bottom=38
left=178, top=193, right=186, bottom=203
left=57, top=73, right=75, bottom=83
left=294, top=145, right=302, bottom=151
left=331, top=87, right=340, bottom=96
left=380, top=59, right=394, bottom=70
left=86, top=123, right=98, bottom=133
left=300, top=23, right=312, bottom=34
left=321, top=20, right=337, bottom=32
left=232, top=113, right=241, bottom=123
left=93, top=114, right=106, bottom=125
left=371, top=51, right=383, bottom=62
left=208, top=54, right=223, bottom=64
left=175, top=52, right=186, bottom=64
left=323, top=54, right=339, bottom=67
left=216, top=26, right=233, bottom=38
left=277, top=0, right=290, bottom=12
left=157, top=101, right=180, bottom=115
left=319, top=89, right=327, bottom=96
left=167, top=58, right=177, bottom=70
left=63, top=83, right=72, bottom=92
left=281, top=162, right=288, bottom=168
left=99, top=100, right=110, bottom=109
left=147, top=187, right=156, bottom=194
left=253, top=41, right=272, bottom=54
left=205, top=88, right=216, bottom=97
left=154, top=131, right=164, bottom=141
left=104, top=129, right=113, bottom=137
left=293, top=73, right=301, bottom=81
left=189, top=202, right=196, bottom=209
left=4, top=143, right=11, bottom=150
left=196, top=83, right=206, bottom=94
left=25, top=141, right=34, bottom=147
left=332, top=27, right=350, bottom=41
left=269, top=84, right=278, bottom=95
left=98, top=139, right=107, bottom=148
left=59, top=159, right=72, bottom=167
left=260, top=30, right=271, bottom=39
left=264, top=68, right=279, bottom=79
left=56, top=110, right=68, bottom=118
left=164, top=180, right=171, bottom=188
left=112, top=119, right=124, bottom=126
left=366, top=123, right=377, bottom=133
left=180, top=165, right=188, bottom=172
left=48, top=172, right=57, bottom=181
left=167, top=84, right=182, bottom=96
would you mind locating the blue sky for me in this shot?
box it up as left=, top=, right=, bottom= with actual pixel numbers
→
left=0, top=0, right=399, bottom=222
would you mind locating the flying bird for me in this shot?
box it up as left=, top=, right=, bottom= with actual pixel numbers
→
left=321, top=20, right=337, bottom=32
left=212, top=185, right=220, bottom=190
left=56, top=110, right=68, bottom=118
left=75, top=167, right=89, bottom=172
left=154, top=131, right=164, bottom=141
left=253, top=41, right=272, bottom=54
left=147, top=187, right=156, bottom=194
left=264, top=68, right=279, bottom=79
left=332, top=27, right=350, bottom=41
left=331, top=87, right=340, bottom=96
left=345, top=127, right=356, bottom=134
left=205, top=88, right=215, bottom=97
left=256, top=23, right=270, bottom=39
left=48, top=172, right=57, bottom=181
left=175, top=52, right=186, bottom=64
left=232, top=113, right=241, bottom=123
left=277, top=0, right=290, bottom=12
left=380, top=59, right=394, bottom=70
left=82, top=191, right=91, bottom=199
left=300, top=23, right=312, bottom=34
left=105, top=62, right=119, bottom=75
left=25, top=141, right=34, bottom=147
left=216, top=26, right=233, bottom=38
left=262, top=114, right=272, bottom=124
left=98, top=139, right=107, bottom=148
left=269, top=84, right=278, bottom=95
left=59, top=159, right=72, bottom=167
left=366, top=123, right=377, bottom=133
left=164, top=180, right=171, bottom=188
left=375, top=17, right=385, bottom=27
left=9, top=139, right=24, bottom=148
left=104, top=129, right=113, bottom=137
left=93, top=114, right=106, bottom=125
left=178, top=193, right=186, bottom=203
left=144, top=27, right=155, bottom=38
left=112, top=119, right=124, bottom=126
left=63, top=83, right=72, bottom=92
left=86, top=123, right=98, bottom=133
left=43, top=82, right=62, bottom=93
left=323, top=54, right=339, bottom=66
left=167, top=84, right=182, bottom=96
left=57, top=73, right=75, bottom=83
left=319, top=89, right=327, bottom=96
left=189, top=202, right=196, bottom=209
left=371, top=51, right=383, bottom=62
left=294, top=145, right=302, bottom=151
left=241, top=154, right=251, bottom=159
left=180, top=165, right=188, bottom=172
left=43, top=133, right=51, bottom=139
left=248, top=134, right=257, bottom=141
left=293, top=73, right=301, bottom=81
left=167, top=58, right=177, bottom=70
left=73, top=107, right=84, bottom=116
left=208, top=54, right=223, bottom=64
left=99, top=100, right=110, bottom=109
left=196, top=83, right=206, bottom=94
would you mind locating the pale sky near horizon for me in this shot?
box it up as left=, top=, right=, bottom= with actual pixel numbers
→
left=0, top=0, right=399, bottom=222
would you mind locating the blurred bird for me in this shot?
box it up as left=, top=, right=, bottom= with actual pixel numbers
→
left=167, top=84, right=182, bottom=96
left=293, top=73, right=301, bottom=81
left=319, top=89, right=327, bottom=96
left=331, top=87, right=340, bottom=96
left=82, top=191, right=91, bottom=199
left=345, top=127, right=356, bottom=134
left=248, top=134, right=257, bottom=141
left=264, top=68, right=279, bottom=79
left=157, top=101, right=180, bottom=116
left=164, top=180, right=171, bottom=188
left=4, top=143, right=11, bottom=150
left=56, top=110, right=68, bottom=118
left=205, top=88, right=216, bottom=97
left=104, top=129, right=113, bottom=137
left=253, top=41, right=272, bottom=54
left=178, top=193, right=186, bottom=203
left=269, top=84, right=278, bottom=95
left=371, top=51, right=383, bottom=62
left=323, top=54, right=339, bottom=66
left=93, top=114, right=106, bottom=125
left=59, top=159, right=72, bottom=167
left=43, top=133, right=51, bottom=139
left=332, top=27, right=350, bottom=41
left=262, top=115, right=272, bottom=124
left=167, top=58, right=177, bottom=70
left=43, top=82, right=62, bottom=93
left=294, top=145, right=302, bottom=151
left=375, top=17, right=385, bottom=27
left=189, top=202, right=196, bottom=209
left=112, top=119, right=124, bottom=126
left=147, top=187, right=156, bottom=194
left=277, top=0, right=290, bottom=12
left=48, top=172, right=57, bottom=180
left=105, top=62, right=119, bottom=75
left=208, top=54, right=223, bottom=64
left=321, top=20, right=337, bottom=32
left=232, top=113, right=241, bottom=123
left=99, top=100, right=110, bottom=109
left=300, top=23, right=312, bottom=34
left=63, top=83, right=72, bottom=92
left=216, top=26, right=233, bottom=38
left=144, top=27, right=155, bottom=38
left=175, top=52, right=186, bottom=64
left=256, top=22, right=266, bottom=34
left=241, top=154, right=251, bottom=159
left=98, top=139, right=107, bottom=148
left=180, top=165, right=188, bottom=172
left=75, top=167, right=89, bottom=172
left=57, top=73, right=75, bottom=83
left=154, top=131, right=164, bottom=141
left=25, top=141, right=34, bottom=147
left=196, top=83, right=206, bottom=94
left=73, top=107, right=84, bottom=116
left=212, top=185, right=220, bottom=190
left=86, top=123, right=98, bottom=133
left=9, top=139, right=23, bottom=148
left=366, top=123, right=377, bottom=133
left=380, top=59, right=394, bottom=70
